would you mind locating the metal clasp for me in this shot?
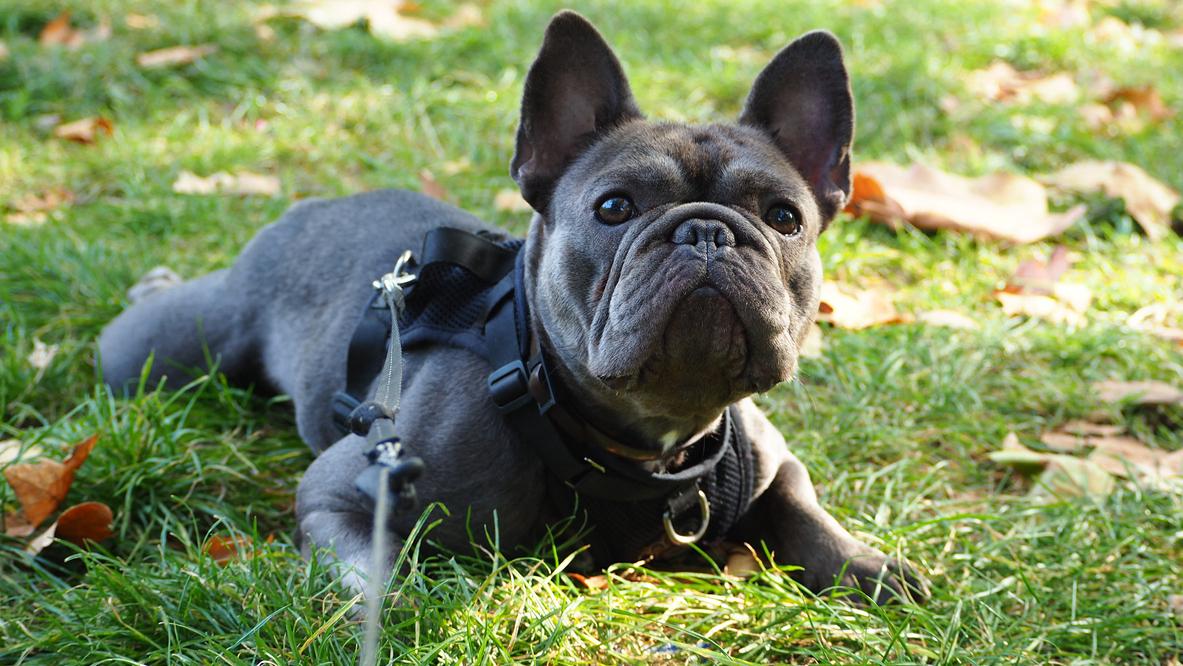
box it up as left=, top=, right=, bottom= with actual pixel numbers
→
left=662, top=488, right=711, bottom=546
left=373, top=250, right=417, bottom=292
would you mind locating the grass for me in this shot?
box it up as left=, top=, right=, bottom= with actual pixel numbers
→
left=2, top=0, right=1182, bottom=662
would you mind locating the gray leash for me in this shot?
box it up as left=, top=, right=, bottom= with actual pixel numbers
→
left=352, top=250, right=423, bottom=666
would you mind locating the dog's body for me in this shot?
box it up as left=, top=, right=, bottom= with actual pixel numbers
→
left=100, top=12, right=923, bottom=603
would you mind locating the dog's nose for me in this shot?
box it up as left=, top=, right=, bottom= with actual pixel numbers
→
left=671, top=218, right=736, bottom=251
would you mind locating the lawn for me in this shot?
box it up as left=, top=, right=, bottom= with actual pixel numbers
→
left=2, top=0, right=1182, bottom=663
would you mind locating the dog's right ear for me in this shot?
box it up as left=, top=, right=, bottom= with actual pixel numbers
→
left=511, top=11, right=643, bottom=211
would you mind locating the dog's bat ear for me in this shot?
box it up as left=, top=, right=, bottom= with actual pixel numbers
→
left=739, top=31, right=854, bottom=220
left=511, top=11, right=643, bottom=212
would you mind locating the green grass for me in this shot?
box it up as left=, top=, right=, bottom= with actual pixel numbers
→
left=2, top=0, right=1182, bottom=663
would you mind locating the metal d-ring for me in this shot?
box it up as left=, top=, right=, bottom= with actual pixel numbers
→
left=662, top=488, right=711, bottom=545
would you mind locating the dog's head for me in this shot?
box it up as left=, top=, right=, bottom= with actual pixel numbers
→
left=514, top=12, right=853, bottom=439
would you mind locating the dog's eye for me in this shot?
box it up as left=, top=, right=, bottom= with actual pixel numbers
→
left=595, top=195, right=636, bottom=225
left=764, top=204, right=803, bottom=236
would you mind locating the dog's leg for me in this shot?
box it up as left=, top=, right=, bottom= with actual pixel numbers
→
left=296, top=434, right=402, bottom=595
left=99, top=269, right=264, bottom=391
left=731, top=400, right=928, bottom=604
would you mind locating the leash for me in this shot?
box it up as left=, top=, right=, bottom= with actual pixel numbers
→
left=347, top=250, right=425, bottom=666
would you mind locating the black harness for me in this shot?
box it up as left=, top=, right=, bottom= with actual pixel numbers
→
left=332, top=227, right=754, bottom=562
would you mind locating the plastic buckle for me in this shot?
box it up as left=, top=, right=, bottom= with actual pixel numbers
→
left=331, top=391, right=361, bottom=434
left=488, top=360, right=533, bottom=413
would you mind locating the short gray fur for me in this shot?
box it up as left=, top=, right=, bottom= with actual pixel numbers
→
left=99, top=11, right=926, bottom=605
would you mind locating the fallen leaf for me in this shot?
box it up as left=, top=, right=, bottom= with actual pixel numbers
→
left=441, top=3, right=484, bottom=30
left=1103, top=85, right=1173, bottom=123
left=1039, top=420, right=1183, bottom=490
left=53, top=117, right=114, bottom=144
left=124, top=13, right=160, bottom=29
left=1010, top=245, right=1071, bottom=295
left=568, top=572, right=610, bottom=590
left=26, top=338, right=59, bottom=372
left=1036, top=0, right=1091, bottom=29
left=990, top=433, right=1115, bottom=499
left=172, top=170, right=280, bottom=197
left=817, top=282, right=911, bottom=330
left=204, top=534, right=272, bottom=565
left=1093, top=380, right=1183, bottom=406
left=281, top=0, right=439, bottom=41
left=1169, top=594, right=1183, bottom=620
left=54, top=502, right=114, bottom=544
left=417, top=169, right=449, bottom=201
left=0, top=439, right=45, bottom=466
left=493, top=188, right=532, bottom=213
left=1128, top=303, right=1183, bottom=346
left=38, top=12, right=109, bottom=49
left=847, top=162, right=1085, bottom=244
left=39, top=11, right=79, bottom=47
left=5, top=188, right=74, bottom=226
left=25, top=523, right=58, bottom=556
left=135, top=44, right=217, bottom=69
left=3, top=435, right=97, bottom=528
left=916, top=310, right=980, bottom=330
left=994, top=290, right=1087, bottom=326
left=724, top=545, right=762, bottom=578
left=1042, top=160, right=1180, bottom=240
left=4, top=511, right=36, bottom=538
left=994, top=246, right=1091, bottom=325
left=0, top=40, right=8, bottom=61
left=966, top=61, right=1079, bottom=105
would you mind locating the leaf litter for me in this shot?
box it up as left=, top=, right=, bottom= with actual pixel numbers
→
left=994, top=246, right=1091, bottom=326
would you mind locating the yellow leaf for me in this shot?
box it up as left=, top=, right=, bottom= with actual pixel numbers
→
left=136, top=44, right=217, bottom=69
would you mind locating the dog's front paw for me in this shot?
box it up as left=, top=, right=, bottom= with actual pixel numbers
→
left=833, top=549, right=929, bottom=605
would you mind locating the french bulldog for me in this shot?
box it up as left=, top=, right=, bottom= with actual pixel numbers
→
left=99, top=11, right=926, bottom=604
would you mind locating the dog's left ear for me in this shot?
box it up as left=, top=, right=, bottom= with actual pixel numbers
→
left=739, top=31, right=854, bottom=220
left=511, top=11, right=643, bottom=211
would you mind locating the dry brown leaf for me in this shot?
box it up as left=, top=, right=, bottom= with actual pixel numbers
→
left=417, top=169, right=449, bottom=201
left=5, top=188, right=75, bottom=226
left=1093, top=380, right=1183, bottom=406
left=567, top=572, right=610, bottom=590
left=966, top=61, right=1079, bottom=105
left=1, top=439, right=45, bottom=467
left=38, top=12, right=109, bottom=49
left=493, top=188, right=532, bottom=213
left=994, top=246, right=1091, bottom=325
left=1010, top=245, right=1071, bottom=295
left=1128, top=303, right=1183, bottom=346
left=27, top=338, right=59, bottom=372
left=990, top=433, right=1115, bottom=499
left=135, top=44, right=217, bottom=69
left=994, top=291, right=1087, bottom=326
left=53, top=117, right=114, bottom=144
left=55, top=502, right=114, bottom=544
left=127, top=266, right=182, bottom=304
left=283, top=0, right=439, bottom=41
left=25, top=523, right=58, bottom=556
left=204, top=534, right=271, bottom=565
left=1103, top=86, right=1173, bottom=123
left=441, top=3, right=484, bottom=30
left=817, top=282, right=911, bottom=330
left=916, top=310, right=980, bottom=330
left=124, top=13, right=159, bottom=29
left=172, top=170, right=280, bottom=197
left=724, top=544, right=762, bottom=578
left=3, top=435, right=97, bottom=528
left=1042, top=161, right=1180, bottom=240
left=1169, top=594, right=1183, bottom=620
left=847, top=162, right=1085, bottom=244
left=4, top=511, right=36, bottom=538
left=0, top=40, right=9, bottom=61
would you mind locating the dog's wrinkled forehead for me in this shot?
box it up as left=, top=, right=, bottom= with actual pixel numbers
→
left=561, top=122, right=817, bottom=218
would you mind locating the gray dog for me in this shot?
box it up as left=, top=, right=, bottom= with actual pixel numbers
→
left=100, top=11, right=925, bottom=604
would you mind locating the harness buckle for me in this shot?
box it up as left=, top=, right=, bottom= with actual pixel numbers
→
left=488, top=360, right=533, bottom=413
left=662, top=487, right=711, bottom=546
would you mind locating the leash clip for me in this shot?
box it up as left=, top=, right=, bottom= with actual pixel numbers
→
left=373, top=250, right=417, bottom=310
left=662, top=487, right=711, bottom=546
